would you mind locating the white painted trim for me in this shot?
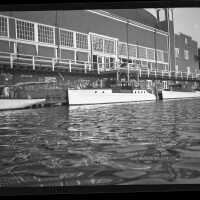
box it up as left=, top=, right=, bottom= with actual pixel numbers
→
left=87, top=10, right=168, bottom=37
left=92, top=51, right=116, bottom=58
left=6, top=16, right=9, bottom=38
left=34, top=22, right=38, bottom=54
left=89, top=32, right=118, bottom=41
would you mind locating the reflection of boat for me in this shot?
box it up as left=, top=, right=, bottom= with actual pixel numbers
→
left=0, top=82, right=46, bottom=111
left=67, top=88, right=156, bottom=105
left=161, top=83, right=200, bottom=100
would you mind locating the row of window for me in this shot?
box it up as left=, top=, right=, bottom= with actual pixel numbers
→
left=0, top=15, right=166, bottom=62
left=118, top=42, right=165, bottom=62
left=0, top=16, right=89, bottom=49
left=92, top=35, right=116, bottom=54
left=175, top=48, right=189, bottom=60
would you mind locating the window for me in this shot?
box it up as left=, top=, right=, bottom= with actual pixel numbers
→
left=175, top=48, right=179, bottom=57
left=156, top=50, right=164, bottom=62
left=93, top=36, right=103, bottom=52
left=0, top=16, right=8, bottom=37
left=187, top=67, right=190, bottom=74
left=162, top=81, right=168, bottom=89
left=147, top=49, right=155, bottom=60
left=138, top=47, right=146, bottom=59
left=146, top=80, right=152, bottom=89
left=76, top=33, right=88, bottom=49
left=164, top=64, right=169, bottom=71
left=175, top=65, right=178, bottom=72
left=128, top=45, right=137, bottom=58
left=110, top=57, right=115, bottom=69
left=104, top=57, right=110, bottom=69
left=184, top=50, right=189, bottom=60
left=118, top=42, right=127, bottom=56
left=142, top=61, right=147, bottom=68
left=104, top=39, right=115, bottom=54
left=60, top=29, right=74, bottom=47
left=38, top=24, right=54, bottom=44
left=185, top=37, right=188, bottom=44
left=16, top=20, right=34, bottom=41
left=76, top=51, right=88, bottom=62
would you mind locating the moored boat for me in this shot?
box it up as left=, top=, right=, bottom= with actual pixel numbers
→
left=67, top=88, right=156, bottom=105
left=161, top=90, right=200, bottom=100
left=160, top=83, right=200, bottom=100
left=0, top=83, right=46, bottom=111
left=0, top=99, right=46, bottom=111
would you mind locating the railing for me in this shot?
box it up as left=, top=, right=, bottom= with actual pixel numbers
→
left=0, top=52, right=200, bottom=81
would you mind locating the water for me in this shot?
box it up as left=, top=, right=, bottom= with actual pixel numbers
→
left=0, top=99, right=200, bottom=186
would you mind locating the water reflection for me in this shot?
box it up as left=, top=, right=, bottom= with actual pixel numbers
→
left=0, top=99, right=200, bottom=186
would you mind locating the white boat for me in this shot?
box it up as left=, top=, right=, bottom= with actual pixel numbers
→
left=67, top=89, right=156, bottom=105
left=161, top=90, right=200, bottom=100
left=0, top=99, right=46, bottom=111
left=0, top=83, right=46, bottom=111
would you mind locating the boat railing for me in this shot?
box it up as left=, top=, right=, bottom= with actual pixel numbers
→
left=0, top=51, right=200, bottom=81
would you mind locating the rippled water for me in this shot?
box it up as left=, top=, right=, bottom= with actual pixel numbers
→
left=0, top=99, right=200, bottom=186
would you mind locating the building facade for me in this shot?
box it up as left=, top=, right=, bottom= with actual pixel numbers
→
left=175, top=33, right=199, bottom=74
left=0, top=9, right=199, bottom=89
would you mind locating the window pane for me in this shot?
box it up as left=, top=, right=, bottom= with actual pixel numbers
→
left=104, top=39, right=115, bottom=54
left=60, top=29, right=74, bottom=47
left=184, top=50, right=189, bottom=60
left=156, top=50, right=164, bottom=62
left=138, top=47, right=146, bottom=58
left=147, top=49, right=155, bottom=60
left=16, top=20, right=34, bottom=41
left=118, top=42, right=127, bottom=56
left=76, top=33, right=88, bottom=49
left=38, top=24, right=54, bottom=44
left=0, top=16, right=8, bottom=37
left=128, top=45, right=137, bottom=58
left=92, top=36, right=103, bottom=52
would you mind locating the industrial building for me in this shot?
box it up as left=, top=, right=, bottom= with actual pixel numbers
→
left=0, top=9, right=199, bottom=89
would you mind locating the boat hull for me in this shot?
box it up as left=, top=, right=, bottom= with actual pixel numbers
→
left=68, top=89, right=156, bottom=105
left=0, top=99, right=46, bottom=111
left=162, top=90, right=200, bottom=99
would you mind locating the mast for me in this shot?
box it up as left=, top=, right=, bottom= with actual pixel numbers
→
left=136, top=41, right=140, bottom=88
left=171, top=8, right=176, bottom=71
left=167, top=8, right=171, bottom=72
left=154, top=9, right=159, bottom=99
left=126, top=20, right=130, bottom=83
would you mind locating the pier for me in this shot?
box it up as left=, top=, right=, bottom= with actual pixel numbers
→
left=0, top=52, right=200, bottom=83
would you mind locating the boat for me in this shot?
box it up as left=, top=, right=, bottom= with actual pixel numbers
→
left=160, top=83, right=200, bottom=100
left=67, top=87, right=156, bottom=105
left=0, top=99, right=46, bottom=111
left=0, top=83, right=46, bottom=111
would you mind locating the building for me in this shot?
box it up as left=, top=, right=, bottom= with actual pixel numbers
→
left=175, top=33, right=199, bottom=74
left=0, top=9, right=199, bottom=89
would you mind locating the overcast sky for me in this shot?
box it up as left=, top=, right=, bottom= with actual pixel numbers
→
left=147, top=8, right=200, bottom=47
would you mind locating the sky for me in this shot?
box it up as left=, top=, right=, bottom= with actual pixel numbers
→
left=147, top=8, right=200, bottom=47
